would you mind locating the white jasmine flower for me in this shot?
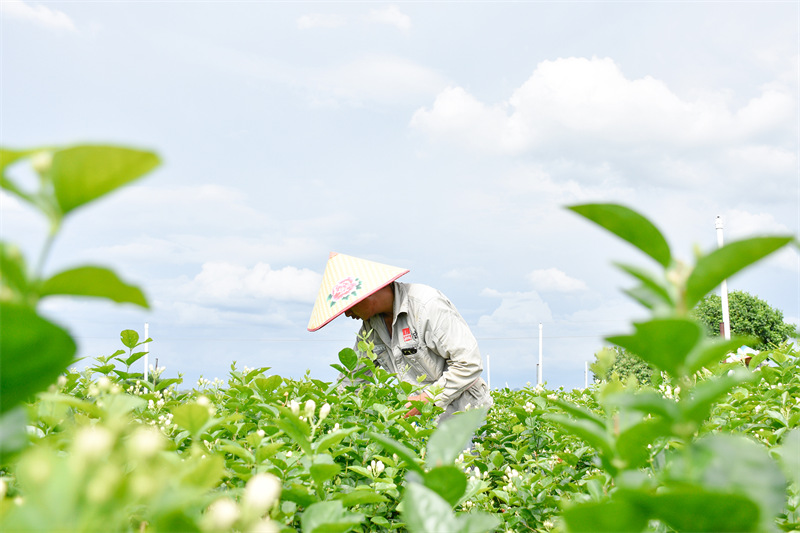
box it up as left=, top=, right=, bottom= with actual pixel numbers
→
left=206, top=498, right=240, bottom=530
left=74, top=426, right=114, bottom=459
left=289, top=400, right=300, bottom=416
left=127, top=427, right=164, bottom=458
left=304, top=399, right=316, bottom=418
left=319, top=403, right=331, bottom=421
left=243, top=473, right=282, bottom=514
left=248, top=519, right=280, bottom=533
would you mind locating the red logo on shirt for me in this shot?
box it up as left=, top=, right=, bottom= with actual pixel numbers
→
left=402, top=328, right=412, bottom=342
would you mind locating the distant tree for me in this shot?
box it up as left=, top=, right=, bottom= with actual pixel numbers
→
left=693, top=290, right=797, bottom=350
left=592, top=347, right=653, bottom=386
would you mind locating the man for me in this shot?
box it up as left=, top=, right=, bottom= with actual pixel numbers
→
left=308, top=252, right=492, bottom=420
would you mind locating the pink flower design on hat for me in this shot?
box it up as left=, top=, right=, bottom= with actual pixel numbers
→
left=327, top=276, right=362, bottom=307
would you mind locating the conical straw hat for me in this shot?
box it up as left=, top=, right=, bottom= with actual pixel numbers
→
left=308, top=252, right=409, bottom=331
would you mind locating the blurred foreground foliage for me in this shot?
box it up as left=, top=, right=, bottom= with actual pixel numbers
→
left=1, top=144, right=798, bottom=532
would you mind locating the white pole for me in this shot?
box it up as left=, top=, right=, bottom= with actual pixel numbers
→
left=715, top=217, right=731, bottom=340
left=486, top=353, right=491, bottom=390
left=144, top=322, right=149, bottom=381
left=538, top=322, right=543, bottom=386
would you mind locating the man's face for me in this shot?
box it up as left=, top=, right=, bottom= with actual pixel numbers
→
left=344, top=293, right=381, bottom=321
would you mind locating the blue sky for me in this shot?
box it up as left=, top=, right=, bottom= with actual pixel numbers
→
left=3, top=1, right=798, bottom=390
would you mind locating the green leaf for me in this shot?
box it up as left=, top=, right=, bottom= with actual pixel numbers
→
left=545, top=414, right=614, bottom=459
left=0, top=242, right=29, bottom=303
left=254, top=375, right=283, bottom=394
left=615, top=417, right=672, bottom=469
left=681, top=368, right=753, bottom=424
left=615, top=262, right=674, bottom=307
left=171, top=403, right=211, bottom=437
left=301, top=500, right=365, bottom=533
left=0, top=148, right=40, bottom=207
left=275, top=407, right=313, bottom=455
left=124, top=350, right=148, bottom=367
left=402, top=482, right=459, bottom=533
left=665, top=434, right=787, bottom=531
left=0, top=303, right=76, bottom=414
left=548, top=398, right=606, bottom=428
left=49, top=145, right=160, bottom=215
left=120, top=329, right=140, bottom=348
left=458, top=512, right=501, bottom=533
left=0, top=407, right=29, bottom=461
left=310, top=454, right=341, bottom=486
left=314, top=426, right=360, bottom=454
left=568, top=203, right=671, bottom=268
left=338, top=347, right=358, bottom=370
left=773, top=429, right=800, bottom=488
left=155, top=378, right=182, bottom=392
left=102, top=393, right=146, bottom=418
left=39, top=266, right=148, bottom=308
left=369, top=432, right=424, bottom=475
left=562, top=498, right=649, bottom=533
left=607, top=318, right=703, bottom=377
left=423, top=465, right=467, bottom=507
left=646, top=489, right=759, bottom=532
left=335, top=489, right=389, bottom=507
left=606, top=391, right=680, bottom=420
left=0, top=147, right=40, bottom=175
left=685, top=336, right=756, bottom=375
left=685, top=236, right=793, bottom=309
left=425, top=408, right=486, bottom=469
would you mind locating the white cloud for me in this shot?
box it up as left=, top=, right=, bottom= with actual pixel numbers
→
left=477, top=288, right=553, bottom=331
left=721, top=209, right=792, bottom=239
left=2, top=0, right=76, bottom=31
left=411, top=57, right=795, bottom=154
left=528, top=268, right=588, bottom=293
left=366, top=5, right=411, bottom=31
left=174, top=262, right=321, bottom=306
left=297, top=13, right=347, bottom=29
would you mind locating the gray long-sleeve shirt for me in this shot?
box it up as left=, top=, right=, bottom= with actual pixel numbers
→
left=356, top=282, right=492, bottom=416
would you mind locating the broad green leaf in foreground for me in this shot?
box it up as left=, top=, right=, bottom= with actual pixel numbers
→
left=422, top=465, right=467, bottom=507
left=40, top=266, right=149, bottom=308
left=171, top=403, right=212, bottom=437
left=425, top=407, right=486, bottom=469
left=607, top=318, right=703, bottom=377
left=0, top=303, right=76, bottom=414
left=568, top=203, right=671, bottom=268
left=49, top=145, right=160, bottom=215
left=402, top=482, right=459, bottom=533
left=644, top=490, right=759, bottom=532
left=685, top=236, right=793, bottom=309
left=562, top=498, right=649, bottom=533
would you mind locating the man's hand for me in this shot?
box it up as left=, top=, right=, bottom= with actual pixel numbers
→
left=404, top=391, right=430, bottom=418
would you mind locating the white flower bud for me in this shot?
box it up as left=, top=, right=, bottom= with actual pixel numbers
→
left=304, top=399, right=316, bottom=419
left=289, top=400, right=300, bottom=416
left=243, top=473, right=281, bottom=514
left=127, top=427, right=164, bottom=458
left=74, top=426, right=114, bottom=459
left=31, top=151, right=52, bottom=174
left=249, top=519, right=280, bottom=533
left=319, top=403, right=331, bottom=421
left=206, top=498, right=240, bottom=530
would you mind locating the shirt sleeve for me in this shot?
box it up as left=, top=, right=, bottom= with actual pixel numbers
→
left=424, top=297, right=483, bottom=408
